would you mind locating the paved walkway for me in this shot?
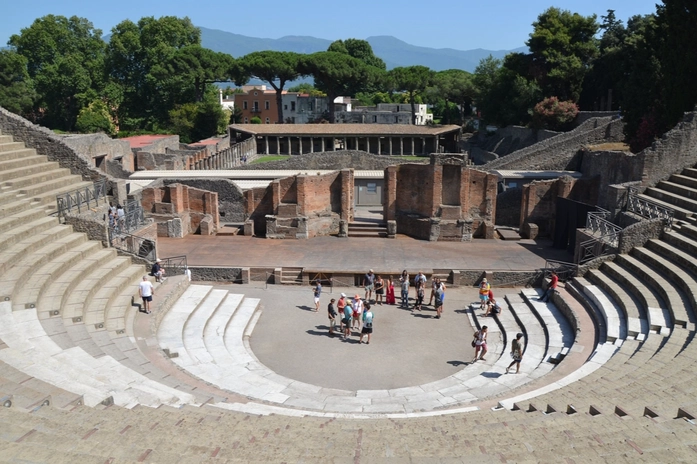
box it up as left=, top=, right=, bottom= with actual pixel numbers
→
left=158, top=235, right=572, bottom=272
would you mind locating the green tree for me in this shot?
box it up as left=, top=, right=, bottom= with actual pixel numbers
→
left=106, top=16, right=201, bottom=131
left=165, top=45, right=233, bottom=102
left=8, top=15, right=106, bottom=130
left=287, top=83, right=326, bottom=97
left=526, top=7, right=599, bottom=102
left=0, top=50, right=36, bottom=116
left=389, top=66, right=435, bottom=125
left=298, top=52, right=376, bottom=123
left=473, top=56, right=541, bottom=127
left=76, top=100, right=116, bottom=135
left=233, top=51, right=303, bottom=124
left=327, top=39, right=386, bottom=70
left=431, top=69, right=475, bottom=124
left=531, top=96, right=579, bottom=130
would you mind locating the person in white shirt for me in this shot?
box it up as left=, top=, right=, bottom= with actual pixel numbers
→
left=139, top=276, right=154, bottom=314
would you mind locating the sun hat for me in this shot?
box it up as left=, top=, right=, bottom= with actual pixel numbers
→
left=482, top=278, right=487, bottom=283
left=354, top=294, right=361, bottom=299
left=340, top=293, right=346, bottom=297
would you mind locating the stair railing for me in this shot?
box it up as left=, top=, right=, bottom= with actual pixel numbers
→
left=543, top=259, right=579, bottom=282
left=626, top=186, right=675, bottom=230
left=108, top=231, right=156, bottom=262
left=56, top=178, right=107, bottom=221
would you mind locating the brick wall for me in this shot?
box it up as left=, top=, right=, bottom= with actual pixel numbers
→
left=141, top=183, right=219, bottom=237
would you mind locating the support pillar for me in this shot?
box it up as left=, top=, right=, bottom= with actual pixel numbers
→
left=265, top=136, right=269, bottom=155
left=411, top=138, right=415, bottom=155
left=389, top=137, right=393, bottom=155
left=343, top=137, right=347, bottom=150
left=321, top=137, right=326, bottom=152
left=366, top=137, right=371, bottom=154
left=400, top=137, right=404, bottom=155
left=310, top=137, right=314, bottom=153
left=355, top=137, right=359, bottom=151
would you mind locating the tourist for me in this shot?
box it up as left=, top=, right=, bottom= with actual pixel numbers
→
left=414, top=271, right=427, bottom=300
left=428, top=275, right=438, bottom=306
left=327, top=298, right=338, bottom=336
left=434, top=279, right=445, bottom=319
left=184, top=266, right=192, bottom=282
left=478, top=278, right=490, bottom=311
left=385, top=278, right=396, bottom=305
left=507, top=333, right=524, bottom=374
left=472, top=325, right=488, bottom=362
left=342, top=298, right=353, bottom=340
left=139, top=276, right=154, bottom=314
left=151, top=259, right=166, bottom=282
left=312, top=280, right=322, bottom=312
left=352, top=294, right=364, bottom=330
left=485, top=298, right=502, bottom=317
left=363, top=269, right=375, bottom=303
left=539, top=271, right=558, bottom=302
left=360, top=303, right=374, bottom=344
left=337, top=293, right=347, bottom=332
left=399, top=270, right=410, bottom=308
left=413, top=283, right=424, bottom=312
left=116, top=204, right=125, bottom=231
left=374, top=275, right=384, bottom=305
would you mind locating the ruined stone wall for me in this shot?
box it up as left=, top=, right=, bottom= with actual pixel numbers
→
left=133, top=135, right=180, bottom=155
left=245, top=186, right=274, bottom=236
left=579, top=150, right=643, bottom=208
left=496, top=188, right=523, bottom=228
left=152, top=179, right=245, bottom=222
left=64, top=203, right=110, bottom=248
left=141, top=183, right=218, bottom=237
left=484, top=117, right=624, bottom=171
left=0, top=106, right=127, bottom=204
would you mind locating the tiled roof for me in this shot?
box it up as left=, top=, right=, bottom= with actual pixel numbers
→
left=121, top=134, right=175, bottom=149
left=228, top=124, right=461, bottom=136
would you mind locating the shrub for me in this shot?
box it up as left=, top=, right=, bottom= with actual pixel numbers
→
left=532, top=96, right=579, bottom=131
left=250, top=116, right=262, bottom=124
left=75, top=100, right=116, bottom=136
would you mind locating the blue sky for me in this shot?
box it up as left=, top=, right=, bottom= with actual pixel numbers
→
left=2, top=0, right=660, bottom=51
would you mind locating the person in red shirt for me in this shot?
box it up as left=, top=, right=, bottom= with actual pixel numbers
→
left=540, top=271, right=558, bottom=302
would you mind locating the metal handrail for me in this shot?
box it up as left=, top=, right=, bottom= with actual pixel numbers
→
left=108, top=232, right=156, bottom=262
left=159, top=255, right=188, bottom=276
left=543, top=259, right=579, bottom=282
left=578, top=235, right=618, bottom=264
left=56, top=178, right=107, bottom=220
left=626, top=186, right=674, bottom=229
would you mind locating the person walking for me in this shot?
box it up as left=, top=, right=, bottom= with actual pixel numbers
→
left=433, top=279, right=445, bottom=319
left=478, top=278, right=490, bottom=311
left=360, top=303, right=374, bottom=344
left=312, top=280, right=322, bottom=312
left=139, top=276, right=154, bottom=314
left=413, top=271, right=427, bottom=301
left=352, top=295, right=364, bottom=330
left=413, top=283, right=424, bottom=312
left=385, top=278, right=396, bottom=305
left=327, top=298, right=338, bottom=336
left=374, top=275, right=385, bottom=305
left=540, top=271, right=558, bottom=302
left=507, top=333, right=524, bottom=374
left=472, top=326, right=488, bottom=362
left=399, top=270, right=410, bottom=308
left=342, top=298, right=353, bottom=340
left=363, top=270, right=376, bottom=303
left=337, top=293, right=347, bottom=332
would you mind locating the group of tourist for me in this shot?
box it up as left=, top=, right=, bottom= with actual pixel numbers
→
left=107, top=202, right=125, bottom=233
left=397, top=270, right=446, bottom=318
left=325, top=292, right=374, bottom=344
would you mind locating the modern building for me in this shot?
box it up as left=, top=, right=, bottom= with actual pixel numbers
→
left=337, top=103, right=433, bottom=125
left=233, top=85, right=281, bottom=124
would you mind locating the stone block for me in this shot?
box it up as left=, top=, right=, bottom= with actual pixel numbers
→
left=199, top=215, right=214, bottom=235
left=439, top=205, right=461, bottom=220
left=386, top=220, right=397, bottom=238
left=154, top=202, right=174, bottom=214
left=338, top=220, right=348, bottom=238
left=167, top=218, right=184, bottom=238
left=481, top=221, right=496, bottom=240
left=429, top=218, right=440, bottom=242
left=522, top=222, right=539, bottom=240
left=244, top=220, right=254, bottom=236
left=277, top=203, right=299, bottom=218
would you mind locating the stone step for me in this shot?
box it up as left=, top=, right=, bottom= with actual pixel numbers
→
left=669, top=173, right=697, bottom=190
left=85, top=265, right=144, bottom=329
left=181, top=289, right=229, bottom=367
left=0, top=207, right=48, bottom=235
left=12, top=241, right=106, bottom=311
left=504, top=293, right=549, bottom=364
left=674, top=222, right=697, bottom=242
left=520, top=289, right=576, bottom=364
left=0, top=147, right=38, bottom=163
left=0, top=215, right=58, bottom=251
left=0, top=180, right=93, bottom=219
left=0, top=141, right=26, bottom=153
left=1, top=167, right=72, bottom=191
left=0, top=225, right=76, bottom=278
left=643, top=189, right=697, bottom=217
left=601, top=260, right=671, bottom=335
left=158, top=285, right=213, bottom=356
left=618, top=253, right=691, bottom=329
left=0, top=174, right=85, bottom=206
left=0, top=134, right=13, bottom=143
left=657, top=180, right=697, bottom=201
left=573, top=277, right=627, bottom=343
left=0, top=155, right=52, bottom=175
left=0, top=160, right=61, bottom=183
left=631, top=246, right=697, bottom=328
left=586, top=268, right=648, bottom=339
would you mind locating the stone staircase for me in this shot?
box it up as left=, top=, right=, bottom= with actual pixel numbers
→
left=347, top=221, right=388, bottom=238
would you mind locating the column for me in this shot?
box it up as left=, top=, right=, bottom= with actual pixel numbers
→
left=265, top=137, right=269, bottom=155
left=366, top=137, right=370, bottom=154
left=310, top=137, right=314, bottom=153
left=389, top=137, right=393, bottom=155
left=298, top=137, right=302, bottom=155
left=411, top=138, right=415, bottom=155
left=435, top=135, right=440, bottom=153
left=287, top=136, right=292, bottom=155
left=343, top=137, right=347, bottom=151
left=321, top=137, right=326, bottom=152
left=377, top=137, right=381, bottom=155
left=421, top=137, right=425, bottom=155
left=400, top=137, right=404, bottom=155
left=332, top=137, right=336, bottom=151
left=355, top=137, right=359, bottom=151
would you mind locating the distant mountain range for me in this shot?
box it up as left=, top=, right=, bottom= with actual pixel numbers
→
left=200, top=27, right=526, bottom=73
